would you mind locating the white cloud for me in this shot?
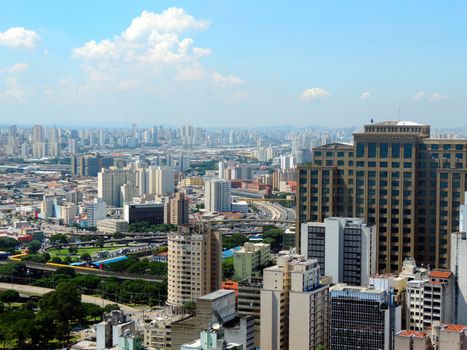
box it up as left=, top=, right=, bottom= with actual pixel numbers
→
left=412, top=91, right=448, bottom=102
left=233, top=91, right=248, bottom=99
left=412, top=91, right=425, bottom=100
left=0, top=27, right=40, bottom=48
left=300, top=87, right=329, bottom=101
left=122, top=8, right=209, bottom=41
left=428, top=92, right=448, bottom=101
left=360, top=91, right=370, bottom=99
left=211, top=72, right=244, bottom=85
left=72, top=39, right=118, bottom=59
left=81, top=65, right=110, bottom=81
left=193, top=47, right=212, bottom=57
left=9, top=63, right=28, bottom=74
left=117, top=80, right=138, bottom=91
left=176, top=66, right=205, bottom=81
left=2, top=77, right=27, bottom=103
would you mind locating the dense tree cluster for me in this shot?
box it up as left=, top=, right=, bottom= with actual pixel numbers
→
left=0, top=283, right=105, bottom=349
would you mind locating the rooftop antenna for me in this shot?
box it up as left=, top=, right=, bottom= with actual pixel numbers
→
left=398, top=106, right=401, bottom=120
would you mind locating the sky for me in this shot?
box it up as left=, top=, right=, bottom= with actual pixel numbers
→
left=0, top=1, right=466, bottom=128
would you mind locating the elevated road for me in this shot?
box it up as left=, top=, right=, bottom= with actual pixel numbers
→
left=1, top=260, right=164, bottom=283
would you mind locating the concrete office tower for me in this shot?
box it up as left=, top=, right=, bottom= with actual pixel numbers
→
left=84, top=199, right=107, bottom=227
left=238, top=277, right=263, bottom=347
left=301, top=217, right=376, bottom=286
left=98, top=167, right=136, bottom=207
left=61, top=202, right=78, bottom=226
left=260, top=252, right=330, bottom=350
left=296, top=121, right=467, bottom=272
left=452, top=232, right=467, bottom=325
left=233, top=242, right=270, bottom=280
left=167, top=223, right=222, bottom=312
left=124, top=203, right=164, bottom=225
left=32, top=141, right=48, bottom=158
left=165, top=192, right=190, bottom=225
left=205, top=179, right=231, bottom=213
left=148, top=166, right=174, bottom=196
left=330, top=284, right=402, bottom=350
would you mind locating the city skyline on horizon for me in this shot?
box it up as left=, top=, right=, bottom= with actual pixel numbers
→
left=1, top=1, right=467, bottom=127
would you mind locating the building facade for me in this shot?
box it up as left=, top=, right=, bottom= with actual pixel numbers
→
left=260, top=252, right=330, bottom=350
left=301, top=217, right=376, bottom=285
left=167, top=223, right=222, bottom=312
left=296, top=121, right=467, bottom=272
left=205, top=179, right=231, bottom=213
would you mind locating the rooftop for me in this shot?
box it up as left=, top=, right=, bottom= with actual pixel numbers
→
left=429, top=270, right=452, bottom=279
left=370, top=120, right=424, bottom=126
left=396, top=330, right=427, bottom=338
left=197, top=289, right=234, bottom=301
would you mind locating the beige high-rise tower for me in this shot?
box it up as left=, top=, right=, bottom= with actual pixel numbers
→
left=260, top=251, right=330, bottom=350
left=167, top=223, right=222, bottom=313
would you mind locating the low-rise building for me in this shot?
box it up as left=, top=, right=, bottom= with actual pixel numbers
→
left=233, top=242, right=270, bottom=280
left=96, top=219, right=128, bottom=234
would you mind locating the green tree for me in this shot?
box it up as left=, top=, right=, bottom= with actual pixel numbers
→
left=103, top=304, right=120, bottom=313
left=80, top=253, right=92, bottom=262
left=38, top=282, right=84, bottom=343
left=49, top=234, right=68, bottom=246
left=51, top=256, right=63, bottom=264
left=222, top=258, right=234, bottom=279
left=0, top=237, right=18, bottom=251
left=68, top=246, right=78, bottom=254
left=27, top=240, right=42, bottom=254
left=81, top=303, right=103, bottom=322
left=182, top=300, right=196, bottom=314
left=0, top=289, right=19, bottom=307
left=95, top=237, right=105, bottom=249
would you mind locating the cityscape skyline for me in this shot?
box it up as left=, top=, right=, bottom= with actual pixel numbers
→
left=1, top=1, right=467, bottom=127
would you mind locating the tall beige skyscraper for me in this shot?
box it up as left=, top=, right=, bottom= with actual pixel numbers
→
left=260, top=251, right=330, bottom=350
left=148, top=166, right=174, bottom=196
left=167, top=223, right=222, bottom=313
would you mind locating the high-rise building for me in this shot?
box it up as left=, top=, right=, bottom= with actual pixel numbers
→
left=84, top=198, right=107, bottom=227
left=148, top=166, right=174, bottom=196
left=260, top=252, right=330, bottom=350
left=296, top=121, right=467, bottom=272
left=451, top=232, right=467, bottom=325
left=237, top=277, right=263, bottom=347
left=98, top=167, right=136, bottom=207
left=167, top=223, right=222, bottom=312
left=205, top=179, right=231, bottom=213
left=301, top=217, right=376, bottom=285
left=165, top=192, right=189, bottom=225
left=330, top=284, right=402, bottom=350
left=71, top=154, right=114, bottom=177
left=123, top=203, right=164, bottom=225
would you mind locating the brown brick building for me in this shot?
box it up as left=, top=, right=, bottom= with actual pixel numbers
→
left=296, top=121, right=467, bottom=272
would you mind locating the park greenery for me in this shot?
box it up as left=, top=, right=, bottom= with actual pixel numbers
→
left=0, top=283, right=110, bottom=349
left=223, top=233, right=249, bottom=250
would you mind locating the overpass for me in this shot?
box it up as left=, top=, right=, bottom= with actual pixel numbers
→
left=2, top=260, right=164, bottom=283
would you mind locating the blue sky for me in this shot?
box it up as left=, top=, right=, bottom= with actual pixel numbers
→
left=0, top=1, right=466, bottom=127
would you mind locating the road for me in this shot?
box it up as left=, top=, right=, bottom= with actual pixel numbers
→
left=1, top=260, right=164, bottom=283
left=253, top=202, right=296, bottom=221
left=0, top=282, right=138, bottom=313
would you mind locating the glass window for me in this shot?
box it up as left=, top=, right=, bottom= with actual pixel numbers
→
left=455, top=145, right=463, bottom=151
left=392, top=143, right=400, bottom=158
left=404, top=143, right=413, bottom=159
left=337, top=152, right=344, bottom=157
left=368, top=143, right=376, bottom=158
left=443, top=144, right=451, bottom=150
left=357, top=143, right=365, bottom=158
left=314, top=151, right=322, bottom=157
left=380, top=143, right=388, bottom=158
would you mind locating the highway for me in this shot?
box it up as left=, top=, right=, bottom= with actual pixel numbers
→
left=1, top=260, right=164, bottom=283
left=0, top=282, right=138, bottom=313
left=253, top=201, right=296, bottom=221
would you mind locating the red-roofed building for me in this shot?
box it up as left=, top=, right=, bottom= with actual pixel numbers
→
left=394, top=329, right=432, bottom=350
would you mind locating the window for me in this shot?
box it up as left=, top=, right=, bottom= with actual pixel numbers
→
left=368, top=143, right=376, bottom=158
left=404, top=143, right=413, bottom=159
left=392, top=143, right=400, bottom=158
left=380, top=143, right=388, bottom=158
left=357, top=143, right=365, bottom=158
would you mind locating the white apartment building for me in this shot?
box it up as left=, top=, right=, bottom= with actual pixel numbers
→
left=301, top=217, right=376, bottom=286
